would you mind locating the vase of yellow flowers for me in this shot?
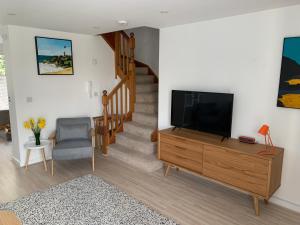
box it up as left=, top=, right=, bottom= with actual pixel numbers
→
left=24, top=118, right=46, bottom=146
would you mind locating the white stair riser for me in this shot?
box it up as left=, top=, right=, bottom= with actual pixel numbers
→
left=133, top=113, right=158, bottom=127
left=136, top=84, right=158, bottom=93
left=116, top=135, right=156, bottom=155
left=135, top=103, right=158, bottom=114
left=136, top=93, right=158, bottom=103
left=124, top=123, right=153, bottom=139
left=135, top=67, right=148, bottom=75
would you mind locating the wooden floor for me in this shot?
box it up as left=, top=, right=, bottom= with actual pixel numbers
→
left=1, top=141, right=300, bottom=225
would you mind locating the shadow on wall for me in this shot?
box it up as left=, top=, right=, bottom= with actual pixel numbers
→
left=124, top=26, right=159, bottom=76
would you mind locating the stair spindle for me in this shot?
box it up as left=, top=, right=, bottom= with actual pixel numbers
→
left=115, top=90, right=119, bottom=131
left=102, top=90, right=108, bottom=155
left=120, top=83, right=124, bottom=124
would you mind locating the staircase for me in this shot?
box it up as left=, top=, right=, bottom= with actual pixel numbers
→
left=100, top=31, right=162, bottom=172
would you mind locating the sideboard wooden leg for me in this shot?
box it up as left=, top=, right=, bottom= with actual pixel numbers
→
left=164, top=164, right=171, bottom=176
left=253, top=196, right=260, bottom=216
left=264, top=199, right=269, bottom=205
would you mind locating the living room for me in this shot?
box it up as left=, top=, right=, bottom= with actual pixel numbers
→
left=1, top=1, right=300, bottom=225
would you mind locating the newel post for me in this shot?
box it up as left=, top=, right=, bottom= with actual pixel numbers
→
left=129, top=33, right=136, bottom=110
left=129, top=33, right=135, bottom=60
left=102, top=90, right=109, bottom=156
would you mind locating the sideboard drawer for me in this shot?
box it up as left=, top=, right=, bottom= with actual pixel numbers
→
left=160, top=141, right=203, bottom=173
left=203, top=145, right=269, bottom=196
left=160, top=133, right=203, bottom=152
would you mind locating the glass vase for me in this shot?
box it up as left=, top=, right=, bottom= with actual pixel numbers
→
left=34, top=132, right=41, bottom=146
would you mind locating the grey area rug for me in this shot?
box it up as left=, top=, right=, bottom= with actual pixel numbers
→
left=0, top=175, right=178, bottom=225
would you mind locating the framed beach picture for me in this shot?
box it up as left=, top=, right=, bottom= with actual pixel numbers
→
left=277, top=37, right=300, bottom=109
left=35, top=36, right=74, bottom=75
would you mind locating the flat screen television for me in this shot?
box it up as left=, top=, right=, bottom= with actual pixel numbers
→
left=171, top=90, right=234, bottom=138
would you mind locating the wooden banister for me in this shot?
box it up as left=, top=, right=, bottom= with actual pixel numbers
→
left=101, top=32, right=136, bottom=154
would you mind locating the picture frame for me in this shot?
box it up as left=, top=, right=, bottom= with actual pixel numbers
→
left=35, top=36, right=74, bottom=75
left=277, top=36, right=300, bottom=109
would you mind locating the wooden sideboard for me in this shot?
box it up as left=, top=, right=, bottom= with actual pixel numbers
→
left=158, top=128, right=284, bottom=216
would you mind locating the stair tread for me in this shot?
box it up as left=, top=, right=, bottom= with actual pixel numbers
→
left=136, top=83, right=157, bottom=87
left=125, top=121, right=154, bottom=131
left=136, top=92, right=157, bottom=96
left=133, top=112, right=158, bottom=118
left=136, top=93, right=158, bottom=100
left=118, top=132, right=155, bottom=145
left=136, top=74, right=152, bottom=77
left=135, top=67, right=149, bottom=75
left=136, top=83, right=158, bottom=93
left=135, top=102, right=157, bottom=106
left=116, top=132, right=156, bottom=155
left=109, top=144, right=159, bottom=164
left=132, top=112, right=158, bottom=128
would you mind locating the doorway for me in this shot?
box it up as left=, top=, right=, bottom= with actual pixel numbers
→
left=0, top=54, right=11, bottom=143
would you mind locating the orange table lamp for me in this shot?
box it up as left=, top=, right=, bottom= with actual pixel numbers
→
left=258, top=124, right=275, bottom=155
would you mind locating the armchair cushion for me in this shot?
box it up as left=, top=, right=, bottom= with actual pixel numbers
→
left=53, top=139, right=92, bottom=160
left=56, top=117, right=91, bottom=142
left=59, top=124, right=89, bottom=141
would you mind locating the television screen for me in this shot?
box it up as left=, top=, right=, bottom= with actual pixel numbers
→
left=171, top=90, right=234, bottom=138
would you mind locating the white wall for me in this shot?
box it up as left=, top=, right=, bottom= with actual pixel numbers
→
left=3, top=25, right=115, bottom=166
left=159, top=5, right=300, bottom=212
left=0, top=34, right=3, bottom=54
left=125, top=27, right=159, bottom=75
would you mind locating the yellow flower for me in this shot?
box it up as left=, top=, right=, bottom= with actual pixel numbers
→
left=38, top=117, right=46, bottom=124
left=29, top=118, right=35, bottom=126
left=37, top=118, right=46, bottom=129
left=24, top=121, right=31, bottom=129
left=38, top=121, right=46, bottom=129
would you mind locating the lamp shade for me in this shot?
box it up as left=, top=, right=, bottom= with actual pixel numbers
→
left=258, top=124, right=269, bottom=136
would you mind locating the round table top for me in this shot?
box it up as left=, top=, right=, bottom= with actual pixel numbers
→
left=24, top=140, right=50, bottom=149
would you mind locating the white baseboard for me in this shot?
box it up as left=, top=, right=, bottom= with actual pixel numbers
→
left=12, top=156, right=20, bottom=166
left=270, top=196, right=300, bottom=213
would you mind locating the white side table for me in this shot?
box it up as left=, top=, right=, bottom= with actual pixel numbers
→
left=24, top=140, right=50, bottom=171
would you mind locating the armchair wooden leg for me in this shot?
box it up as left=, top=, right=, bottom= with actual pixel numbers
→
left=92, top=151, right=95, bottom=172
left=51, top=160, right=54, bottom=176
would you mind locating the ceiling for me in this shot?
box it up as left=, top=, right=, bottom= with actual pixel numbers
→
left=0, top=0, right=300, bottom=34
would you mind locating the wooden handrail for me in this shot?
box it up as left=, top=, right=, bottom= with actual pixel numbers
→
left=101, top=32, right=136, bottom=155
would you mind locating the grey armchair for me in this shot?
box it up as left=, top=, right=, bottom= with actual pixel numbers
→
left=49, top=117, right=95, bottom=176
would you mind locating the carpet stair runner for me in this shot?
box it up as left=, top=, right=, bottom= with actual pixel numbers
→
left=108, top=67, right=162, bottom=172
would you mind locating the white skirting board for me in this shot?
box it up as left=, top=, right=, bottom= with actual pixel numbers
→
left=271, top=196, right=300, bottom=213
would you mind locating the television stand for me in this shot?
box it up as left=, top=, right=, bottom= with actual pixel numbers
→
left=172, top=127, right=182, bottom=131
left=221, top=136, right=228, bottom=142
left=158, top=128, right=284, bottom=216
